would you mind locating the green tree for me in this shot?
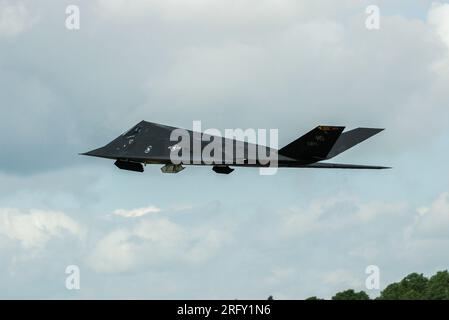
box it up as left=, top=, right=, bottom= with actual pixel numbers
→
left=425, top=270, right=449, bottom=299
left=305, top=296, right=324, bottom=300
left=332, top=289, right=370, bottom=300
left=301, top=269, right=449, bottom=300
left=379, top=273, right=428, bottom=300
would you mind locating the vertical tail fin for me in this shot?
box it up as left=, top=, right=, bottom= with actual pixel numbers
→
left=326, top=128, right=384, bottom=159
left=279, top=126, right=345, bottom=161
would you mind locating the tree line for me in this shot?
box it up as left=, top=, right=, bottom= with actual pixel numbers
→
left=306, top=270, right=449, bottom=300
left=266, top=270, right=449, bottom=300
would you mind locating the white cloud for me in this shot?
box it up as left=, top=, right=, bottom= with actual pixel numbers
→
left=0, top=208, right=83, bottom=250
left=0, top=1, right=38, bottom=37
left=428, top=2, right=449, bottom=49
left=410, top=192, right=449, bottom=238
left=113, top=205, right=161, bottom=218
left=87, top=216, right=227, bottom=273
left=281, top=195, right=407, bottom=237
left=84, top=229, right=140, bottom=274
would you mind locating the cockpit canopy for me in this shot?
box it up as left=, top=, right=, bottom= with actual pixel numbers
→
left=123, top=126, right=142, bottom=138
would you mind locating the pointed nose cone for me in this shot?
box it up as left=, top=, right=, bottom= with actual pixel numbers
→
left=79, top=146, right=108, bottom=158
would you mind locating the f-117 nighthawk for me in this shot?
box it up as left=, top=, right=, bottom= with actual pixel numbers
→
left=81, top=121, right=389, bottom=174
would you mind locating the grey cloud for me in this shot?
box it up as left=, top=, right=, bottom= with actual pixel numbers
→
left=1, top=0, right=449, bottom=174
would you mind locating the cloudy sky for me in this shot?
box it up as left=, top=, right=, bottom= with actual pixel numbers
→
left=1, top=0, right=449, bottom=299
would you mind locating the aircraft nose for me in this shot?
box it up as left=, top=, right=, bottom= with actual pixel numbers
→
left=79, top=147, right=107, bottom=157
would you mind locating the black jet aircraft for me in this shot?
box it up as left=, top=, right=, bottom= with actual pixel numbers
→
left=81, top=121, right=389, bottom=174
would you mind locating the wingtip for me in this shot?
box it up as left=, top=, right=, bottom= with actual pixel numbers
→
left=375, top=165, right=392, bottom=169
